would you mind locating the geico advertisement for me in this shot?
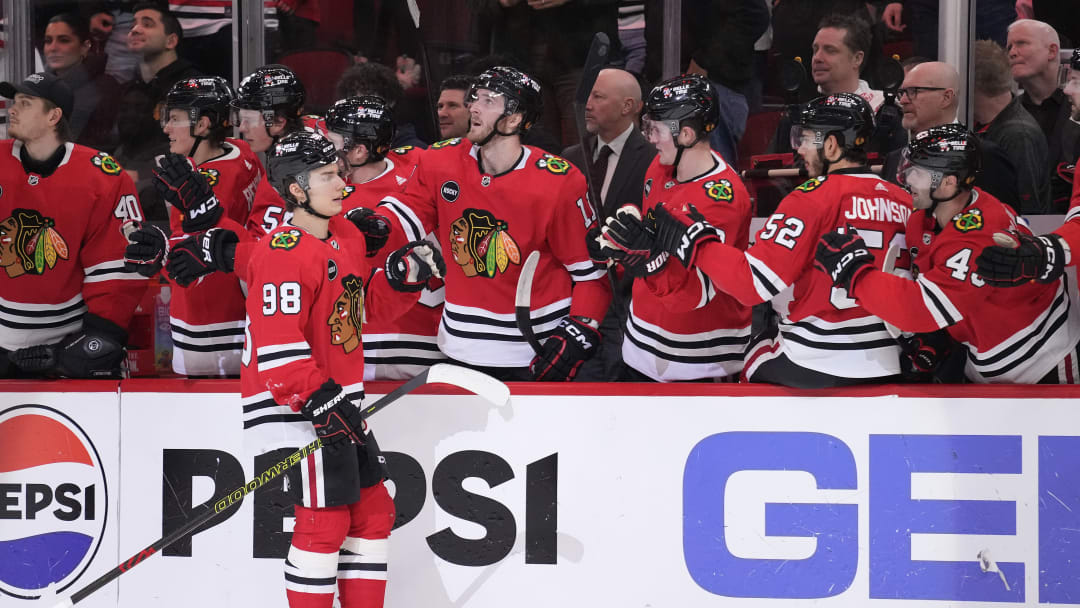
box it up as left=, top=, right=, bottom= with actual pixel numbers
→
left=4, top=390, right=1080, bottom=607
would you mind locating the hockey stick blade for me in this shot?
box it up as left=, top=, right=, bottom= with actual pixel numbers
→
left=881, top=243, right=903, bottom=339
left=515, top=250, right=545, bottom=356
left=52, top=364, right=508, bottom=608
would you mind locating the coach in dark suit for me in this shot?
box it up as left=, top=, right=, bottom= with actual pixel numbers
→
left=562, top=68, right=656, bottom=381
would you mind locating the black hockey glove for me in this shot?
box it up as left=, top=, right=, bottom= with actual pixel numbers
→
left=385, top=240, right=445, bottom=292
left=10, top=313, right=127, bottom=378
left=652, top=202, right=724, bottom=267
left=345, top=207, right=392, bottom=257
left=123, top=221, right=170, bottom=277
left=299, top=379, right=366, bottom=450
left=975, top=232, right=1067, bottom=287
left=530, top=316, right=601, bottom=381
left=898, top=330, right=952, bottom=376
left=152, top=153, right=223, bottom=232
left=599, top=205, right=669, bottom=276
left=814, top=228, right=875, bottom=293
left=166, top=227, right=238, bottom=287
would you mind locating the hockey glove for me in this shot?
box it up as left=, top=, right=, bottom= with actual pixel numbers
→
left=599, top=205, right=669, bottom=276
left=975, top=232, right=1067, bottom=287
left=10, top=313, right=127, bottom=378
left=165, top=227, right=238, bottom=287
left=814, top=228, right=875, bottom=293
left=652, top=202, right=724, bottom=267
left=152, top=153, right=223, bottom=232
left=299, top=379, right=366, bottom=449
left=345, top=207, right=392, bottom=257
left=898, top=330, right=952, bottom=376
left=530, top=316, right=601, bottom=381
left=122, top=221, right=169, bottom=277
left=385, top=240, right=446, bottom=292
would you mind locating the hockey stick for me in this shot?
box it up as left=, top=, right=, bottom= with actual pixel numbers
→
left=574, top=32, right=611, bottom=216
left=741, top=165, right=883, bottom=180
left=50, top=364, right=509, bottom=608
left=515, top=250, right=545, bottom=356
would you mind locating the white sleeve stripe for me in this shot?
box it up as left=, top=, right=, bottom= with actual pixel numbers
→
left=565, top=260, right=598, bottom=272
left=84, top=260, right=126, bottom=274
left=257, top=354, right=309, bottom=371
left=1066, top=206, right=1080, bottom=223
left=569, top=267, right=608, bottom=282
left=84, top=272, right=145, bottom=283
left=916, top=276, right=961, bottom=328
left=694, top=268, right=713, bottom=310
left=745, top=252, right=788, bottom=301
left=378, top=196, right=424, bottom=242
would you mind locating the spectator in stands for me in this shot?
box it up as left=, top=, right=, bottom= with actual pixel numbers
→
left=881, top=0, right=1016, bottom=60
left=336, top=62, right=426, bottom=149
left=617, top=0, right=646, bottom=76
left=561, top=68, right=655, bottom=381
left=1008, top=20, right=1080, bottom=212
left=643, top=0, right=770, bottom=166
left=881, top=61, right=1019, bottom=207
left=43, top=13, right=119, bottom=151
left=769, top=0, right=869, bottom=71
left=276, top=0, right=321, bottom=53
left=172, top=0, right=233, bottom=79
left=972, top=39, right=1051, bottom=214
left=436, top=75, right=472, bottom=140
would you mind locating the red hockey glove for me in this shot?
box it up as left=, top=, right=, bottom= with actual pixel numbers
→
left=530, top=316, right=601, bottom=381
left=345, top=207, right=392, bottom=257
left=975, top=232, right=1067, bottom=287
left=385, top=240, right=445, bottom=292
left=814, top=228, right=875, bottom=293
left=299, top=379, right=366, bottom=450
left=152, top=153, right=223, bottom=232
left=651, top=202, right=724, bottom=267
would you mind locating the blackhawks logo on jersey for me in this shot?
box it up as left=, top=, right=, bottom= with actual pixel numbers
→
left=199, top=168, right=219, bottom=186
left=536, top=154, right=570, bottom=175
left=795, top=176, right=827, bottom=192
left=91, top=152, right=122, bottom=175
left=952, top=208, right=983, bottom=232
left=269, top=228, right=303, bottom=250
left=0, top=208, right=69, bottom=278
left=431, top=138, right=463, bottom=149
left=450, top=208, right=521, bottom=279
left=704, top=179, right=734, bottom=202
left=328, top=273, right=365, bottom=354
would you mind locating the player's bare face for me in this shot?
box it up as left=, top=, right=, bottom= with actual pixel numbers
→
left=304, top=164, right=347, bottom=217
left=643, top=118, right=678, bottom=165
left=437, top=89, right=469, bottom=139
left=235, top=109, right=273, bottom=153
left=43, top=21, right=89, bottom=73
left=1064, top=69, right=1080, bottom=121
left=162, top=109, right=194, bottom=154
left=466, top=89, right=506, bottom=143
left=7, top=94, right=54, bottom=142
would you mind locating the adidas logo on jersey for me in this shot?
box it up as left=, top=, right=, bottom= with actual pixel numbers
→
left=875, top=182, right=889, bottom=192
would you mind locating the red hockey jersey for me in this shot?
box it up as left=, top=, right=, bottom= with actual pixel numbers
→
left=624, top=152, right=753, bottom=381
left=240, top=217, right=419, bottom=454
left=853, top=188, right=1080, bottom=383
left=691, top=169, right=911, bottom=379
left=1059, top=169, right=1080, bottom=263
left=378, top=139, right=611, bottom=367
left=0, top=141, right=146, bottom=350
left=167, top=139, right=263, bottom=374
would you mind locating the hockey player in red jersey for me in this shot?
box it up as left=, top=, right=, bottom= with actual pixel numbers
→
left=816, top=125, right=1080, bottom=383
left=650, top=93, right=911, bottom=387
left=125, top=77, right=263, bottom=375
left=325, top=95, right=445, bottom=379
left=0, top=72, right=147, bottom=378
left=243, top=130, right=445, bottom=608
left=376, top=66, right=612, bottom=380
left=598, top=74, right=752, bottom=381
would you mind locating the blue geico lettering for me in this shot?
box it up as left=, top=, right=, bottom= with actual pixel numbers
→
left=683, top=432, right=1080, bottom=604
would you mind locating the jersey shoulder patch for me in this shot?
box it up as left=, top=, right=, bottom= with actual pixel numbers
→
left=794, top=176, right=827, bottom=192
left=703, top=178, right=734, bottom=202
left=90, top=151, right=123, bottom=175
left=951, top=208, right=984, bottom=232
left=342, top=185, right=357, bottom=199
left=392, top=145, right=415, bottom=154
left=268, top=228, right=303, bottom=250
left=198, top=167, right=220, bottom=186
left=431, top=137, right=463, bottom=149
left=536, top=153, right=570, bottom=175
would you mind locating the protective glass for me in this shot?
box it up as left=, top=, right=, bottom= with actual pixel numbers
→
left=231, top=107, right=265, bottom=130
left=641, top=117, right=677, bottom=144
left=790, top=126, right=824, bottom=151
left=325, top=130, right=347, bottom=152
left=466, top=88, right=509, bottom=113
left=898, top=162, right=937, bottom=201
left=160, top=111, right=191, bottom=130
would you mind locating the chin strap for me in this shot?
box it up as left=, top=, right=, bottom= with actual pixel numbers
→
left=293, top=171, right=336, bottom=220
left=476, top=115, right=520, bottom=148
left=187, top=135, right=205, bottom=159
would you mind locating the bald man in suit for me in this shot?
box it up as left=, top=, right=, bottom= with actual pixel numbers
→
left=563, top=68, right=656, bottom=381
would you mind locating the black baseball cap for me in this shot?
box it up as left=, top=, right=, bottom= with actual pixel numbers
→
left=0, top=72, right=74, bottom=118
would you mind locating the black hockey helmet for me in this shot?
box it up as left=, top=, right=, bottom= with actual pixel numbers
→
left=467, top=66, right=543, bottom=134
left=163, top=77, right=234, bottom=135
left=1072, top=48, right=1080, bottom=71
left=644, top=74, right=720, bottom=138
left=325, top=95, right=396, bottom=162
left=900, top=123, right=980, bottom=190
left=232, top=64, right=305, bottom=128
left=267, top=130, right=339, bottom=202
left=789, top=92, right=876, bottom=153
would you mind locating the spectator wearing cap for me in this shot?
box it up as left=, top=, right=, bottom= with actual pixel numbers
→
left=0, top=72, right=145, bottom=379
left=972, top=39, right=1051, bottom=215
left=1008, top=19, right=1080, bottom=211
left=43, top=13, right=120, bottom=151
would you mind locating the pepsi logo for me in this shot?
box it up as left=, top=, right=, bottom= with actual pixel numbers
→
left=0, top=405, right=108, bottom=599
